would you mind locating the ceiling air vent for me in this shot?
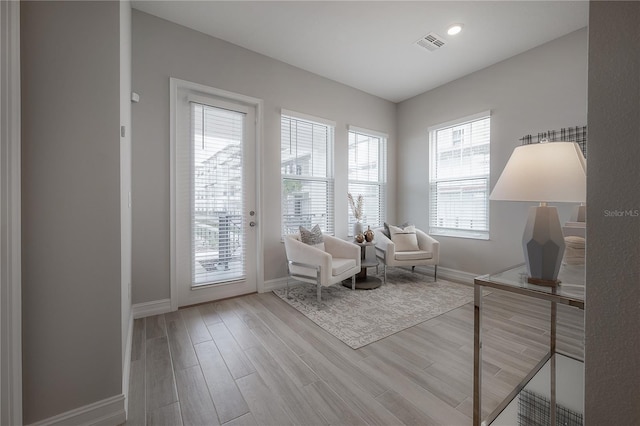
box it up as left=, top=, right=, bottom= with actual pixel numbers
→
left=415, top=32, right=445, bottom=52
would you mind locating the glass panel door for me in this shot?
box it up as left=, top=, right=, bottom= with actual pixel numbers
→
left=174, top=84, right=257, bottom=308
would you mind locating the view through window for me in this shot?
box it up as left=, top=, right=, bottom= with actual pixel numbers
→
left=429, top=113, right=490, bottom=239
left=348, top=128, right=386, bottom=234
left=191, top=102, right=246, bottom=285
left=281, top=112, right=334, bottom=236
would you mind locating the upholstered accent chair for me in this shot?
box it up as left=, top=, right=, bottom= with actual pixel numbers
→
left=373, top=225, right=440, bottom=283
left=283, top=233, right=361, bottom=303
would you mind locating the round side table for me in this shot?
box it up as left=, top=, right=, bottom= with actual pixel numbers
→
left=343, top=241, right=382, bottom=290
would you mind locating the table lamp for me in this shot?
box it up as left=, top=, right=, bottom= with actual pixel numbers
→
left=490, top=141, right=586, bottom=286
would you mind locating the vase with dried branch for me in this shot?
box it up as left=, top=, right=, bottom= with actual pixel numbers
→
left=348, top=193, right=364, bottom=236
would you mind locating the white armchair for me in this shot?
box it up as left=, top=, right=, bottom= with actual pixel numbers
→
left=284, top=233, right=361, bottom=303
left=373, top=226, right=439, bottom=283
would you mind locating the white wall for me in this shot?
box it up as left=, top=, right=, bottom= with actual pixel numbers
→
left=585, top=2, right=640, bottom=423
left=21, top=2, right=123, bottom=423
left=396, top=28, right=588, bottom=276
left=131, top=10, right=397, bottom=303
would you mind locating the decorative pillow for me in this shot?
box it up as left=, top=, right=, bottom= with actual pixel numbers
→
left=383, top=221, right=410, bottom=238
left=299, top=224, right=325, bottom=251
left=388, top=224, right=420, bottom=251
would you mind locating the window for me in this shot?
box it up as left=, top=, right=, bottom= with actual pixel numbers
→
left=348, top=127, right=386, bottom=234
left=429, top=112, right=490, bottom=239
left=191, top=102, right=245, bottom=285
left=281, top=110, right=334, bottom=236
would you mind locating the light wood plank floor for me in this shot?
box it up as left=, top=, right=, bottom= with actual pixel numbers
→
left=125, top=276, right=584, bottom=426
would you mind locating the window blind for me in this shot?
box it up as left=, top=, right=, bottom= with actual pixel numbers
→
left=348, top=129, right=386, bottom=233
left=281, top=113, right=334, bottom=235
left=191, top=102, right=247, bottom=285
left=429, top=114, right=490, bottom=239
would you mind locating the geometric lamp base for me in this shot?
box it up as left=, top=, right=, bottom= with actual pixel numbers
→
left=522, top=204, right=566, bottom=284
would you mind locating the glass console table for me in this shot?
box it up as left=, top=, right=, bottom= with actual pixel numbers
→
left=473, top=264, right=585, bottom=426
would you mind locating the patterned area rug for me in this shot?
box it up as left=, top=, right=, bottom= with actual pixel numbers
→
left=273, top=268, right=474, bottom=349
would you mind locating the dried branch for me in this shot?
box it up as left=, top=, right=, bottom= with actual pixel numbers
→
left=348, top=193, right=364, bottom=221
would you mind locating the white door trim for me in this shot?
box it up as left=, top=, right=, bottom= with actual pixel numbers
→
left=0, top=1, right=23, bottom=424
left=169, top=78, right=264, bottom=310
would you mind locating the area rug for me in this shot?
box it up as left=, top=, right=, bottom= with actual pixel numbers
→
left=273, top=268, right=475, bottom=349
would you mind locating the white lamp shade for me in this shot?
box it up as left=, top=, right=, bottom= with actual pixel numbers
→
left=490, top=141, right=586, bottom=203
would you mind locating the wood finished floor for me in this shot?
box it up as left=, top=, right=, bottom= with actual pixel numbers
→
left=125, top=277, right=584, bottom=426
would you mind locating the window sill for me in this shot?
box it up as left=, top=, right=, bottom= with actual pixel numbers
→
left=430, top=230, right=490, bottom=241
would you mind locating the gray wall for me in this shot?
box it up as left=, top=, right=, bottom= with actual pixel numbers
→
left=21, top=1, right=123, bottom=423
left=131, top=10, right=397, bottom=303
left=396, top=28, right=588, bottom=276
left=586, top=2, right=640, bottom=423
left=120, top=0, right=133, bottom=384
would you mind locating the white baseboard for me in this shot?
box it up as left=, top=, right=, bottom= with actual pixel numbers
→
left=262, top=277, right=289, bottom=292
left=28, top=394, right=125, bottom=426
left=435, top=266, right=477, bottom=285
left=132, top=298, right=172, bottom=319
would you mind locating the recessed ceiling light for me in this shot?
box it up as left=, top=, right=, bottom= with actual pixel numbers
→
left=447, top=24, right=463, bottom=36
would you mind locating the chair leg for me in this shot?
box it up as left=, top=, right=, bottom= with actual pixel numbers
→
left=317, top=283, right=322, bottom=303
left=412, top=266, right=415, bottom=272
left=351, top=275, right=355, bottom=290
left=434, top=265, right=438, bottom=282
left=286, top=275, right=290, bottom=298
left=383, top=264, right=387, bottom=284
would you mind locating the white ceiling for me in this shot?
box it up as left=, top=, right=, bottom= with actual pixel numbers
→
left=132, top=1, right=588, bottom=103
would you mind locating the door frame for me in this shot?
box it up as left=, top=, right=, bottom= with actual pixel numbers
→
left=169, top=78, right=264, bottom=310
left=0, top=1, right=22, bottom=424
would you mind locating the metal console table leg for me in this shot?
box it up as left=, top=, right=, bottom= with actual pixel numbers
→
left=550, top=295, right=557, bottom=426
left=473, top=283, right=483, bottom=426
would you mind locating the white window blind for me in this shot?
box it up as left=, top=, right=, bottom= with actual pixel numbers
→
left=191, top=102, right=246, bottom=285
left=281, top=113, right=334, bottom=235
left=348, top=128, right=386, bottom=234
left=429, top=113, right=490, bottom=239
